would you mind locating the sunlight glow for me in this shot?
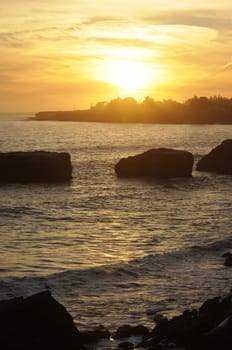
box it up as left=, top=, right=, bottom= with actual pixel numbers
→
left=101, top=58, right=168, bottom=97
left=103, top=60, right=151, bottom=95
left=1, top=0, right=230, bottom=112
left=110, top=61, right=147, bottom=88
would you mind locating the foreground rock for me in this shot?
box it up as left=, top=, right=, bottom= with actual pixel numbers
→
left=115, top=148, right=194, bottom=178
left=197, top=139, right=232, bottom=174
left=113, top=324, right=149, bottom=339
left=80, top=325, right=110, bottom=343
left=0, top=291, right=84, bottom=349
left=139, top=293, right=232, bottom=350
left=0, top=151, right=72, bottom=182
left=2, top=291, right=232, bottom=350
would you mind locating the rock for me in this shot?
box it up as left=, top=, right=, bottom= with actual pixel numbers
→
left=0, top=291, right=84, bottom=350
left=117, top=341, right=134, bottom=349
left=224, top=256, right=232, bottom=267
left=80, top=325, right=110, bottom=343
left=198, top=296, right=222, bottom=317
left=222, top=252, right=232, bottom=267
left=131, top=325, right=149, bottom=337
left=143, top=293, right=232, bottom=350
left=113, top=324, right=149, bottom=339
left=153, top=314, right=165, bottom=323
left=115, top=148, right=194, bottom=178
left=196, top=139, right=232, bottom=174
left=0, top=151, right=72, bottom=182
left=206, top=315, right=232, bottom=342
left=188, top=315, right=232, bottom=350
left=113, top=325, right=133, bottom=339
left=137, top=335, right=164, bottom=349
left=222, top=252, right=232, bottom=258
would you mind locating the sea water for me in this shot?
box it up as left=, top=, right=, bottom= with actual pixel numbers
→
left=0, top=116, right=232, bottom=337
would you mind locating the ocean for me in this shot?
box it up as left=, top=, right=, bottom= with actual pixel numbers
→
left=0, top=115, right=232, bottom=343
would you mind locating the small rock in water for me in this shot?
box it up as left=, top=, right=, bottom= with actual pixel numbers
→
left=80, top=325, right=110, bottom=343
left=221, top=252, right=232, bottom=258
left=224, top=256, right=232, bottom=267
left=113, top=325, right=132, bottom=339
left=115, top=148, right=194, bottom=178
left=196, top=139, right=232, bottom=175
left=132, top=325, right=149, bottom=337
left=117, top=341, right=134, bottom=350
left=0, top=151, right=72, bottom=183
left=221, top=252, right=232, bottom=266
left=113, top=324, right=149, bottom=339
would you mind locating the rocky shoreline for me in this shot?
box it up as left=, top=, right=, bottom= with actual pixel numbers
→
left=1, top=289, right=232, bottom=350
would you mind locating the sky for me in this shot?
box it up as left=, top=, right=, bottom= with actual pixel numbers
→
left=0, top=0, right=232, bottom=112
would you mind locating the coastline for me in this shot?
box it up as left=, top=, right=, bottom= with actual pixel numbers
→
left=32, top=96, right=232, bottom=124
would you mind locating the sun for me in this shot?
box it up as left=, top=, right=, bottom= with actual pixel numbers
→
left=105, top=60, right=150, bottom=95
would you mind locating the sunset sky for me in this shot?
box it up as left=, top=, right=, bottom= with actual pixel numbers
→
left=1, top=0, right=232, bottom=112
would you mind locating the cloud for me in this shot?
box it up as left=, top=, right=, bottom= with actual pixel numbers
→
left=0, top=7, right=222, bottom=56
left=0, top=26, right=67, bottom=49
left=144, top=9, right=232, bottom=36
left=223, top=62, right=232, bottom=70
left=1, top=1, right=232, bottom=111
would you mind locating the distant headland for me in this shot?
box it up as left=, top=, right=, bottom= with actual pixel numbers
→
left=33, top=96, right=232, bottom=124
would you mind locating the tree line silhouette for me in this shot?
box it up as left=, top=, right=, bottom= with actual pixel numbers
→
left=34, top=96, right=232, bottom=124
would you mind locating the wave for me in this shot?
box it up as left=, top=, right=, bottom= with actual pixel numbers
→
left=191, top=236, right=232, bottom=253
left=0, top=206, right=76, bottom=221
left=1, top=236, right=231, bottom=334
left=0, top=206, right=43, bottom=217
left=0, top=264, right=141, bottom=303
left=1, top=235, right=231, bottom=298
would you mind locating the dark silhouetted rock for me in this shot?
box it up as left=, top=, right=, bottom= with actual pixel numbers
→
left=222, top=252, right=232, bottom=258
left=197, top=139, right=232, bottom=174
left=187, top=315, right=232, bottom=350
left=80, top=325, right=110, bottom=343
left=222, top=252, right=232, bottom=266
left=144, top=293, right=232, bottom=350
left=132, top=325, right=149, bottom=337
left=0, top=291, right=84, bottom=350
left=0, top=151, right=72, bottom=182
left=113, top=325, right=133, bottom=339
left=224, top=256, right=232, bottom=267
left=115, top=148, right=194, bottom=178
left=204, top=315, right=232, bottom=348
left=113, top=324, right=149, bottom=339
left=117, top=341, right=134, bottom=350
